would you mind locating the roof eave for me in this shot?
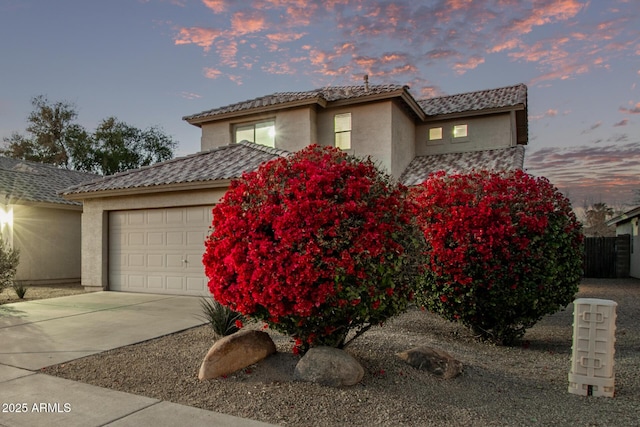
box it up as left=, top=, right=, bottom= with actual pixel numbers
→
left=327, top=88, right=426, bottom=120
left=424, top=104, right=526, bottom=121
left=606, top=206, right=640, bottom=226
left=62, top=179, right=233, bottom=201
left=183, top=97, right=328, bottom=125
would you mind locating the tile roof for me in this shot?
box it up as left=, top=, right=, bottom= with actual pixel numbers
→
left=418, top=84, right=527, bottom=116
left=400, top=146, right=525, bottom=186
left=0, top=157, right=99, bottom=206
left=62, top=141, right=289, bottom=196
left=183, top=84, right=407, bottom=122
left=184, top=83, right=527, bottom=123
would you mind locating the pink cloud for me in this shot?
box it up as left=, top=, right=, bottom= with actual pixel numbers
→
left=174, top=27, right=222, bottom=51
left=265, top=32, right=306, bottom=43
left=230, top=11, right=268, bottom=35
left=620, top=102, right=640, bottom=114
left=505, top=0, right=585, bottom=35
left=201, top=0, right=227, bottom=13
left=525, top=143, right=640, bottom=206
left=171, top=0, right=636, bottom=92
left=453, top=56, right=485, bottom=74
left=530, top=109, right=558, bottom=120
left=203, top=67, right=222, bottom=79
left=614, top=119, right=629, bottom=127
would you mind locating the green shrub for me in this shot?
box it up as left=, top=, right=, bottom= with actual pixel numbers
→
left=411, top=170, right=584, bottom=345
left=0, top=239, right=19, bottom=294
left=199, top=296, right=245, bottom=338
left=12, top=282, right=28, bottom=299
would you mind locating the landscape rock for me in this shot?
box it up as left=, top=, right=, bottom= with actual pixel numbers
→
left=198, top=329, right=276, bottom=380
left=294, top=346, right=364, bottom=387
left=396, top=346, right=463, bottom=379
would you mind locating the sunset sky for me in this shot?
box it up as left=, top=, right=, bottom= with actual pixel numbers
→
left=1, top=0, right=639, bottom=210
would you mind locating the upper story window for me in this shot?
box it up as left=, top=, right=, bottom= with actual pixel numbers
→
left=334, top=113, right=351, bottom=150
left=429, top=127, right=443, bottom=140
left=453, top=124, right=468, bottom=139
left=234, top=120, right=275, bottom=148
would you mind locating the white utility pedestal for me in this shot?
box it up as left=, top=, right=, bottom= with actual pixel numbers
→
left=568, top=298, right=617, bottom=397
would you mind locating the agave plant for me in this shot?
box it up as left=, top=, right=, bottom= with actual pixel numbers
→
left=199, top=296, right=245, bottom=338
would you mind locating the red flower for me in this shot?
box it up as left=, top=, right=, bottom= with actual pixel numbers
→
left=203, top=145, right=424, bottom=352
left=410, top=169, right=583, bottom=344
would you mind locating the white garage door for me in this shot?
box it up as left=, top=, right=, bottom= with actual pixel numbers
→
left=109, top=206, right=213, bottom=296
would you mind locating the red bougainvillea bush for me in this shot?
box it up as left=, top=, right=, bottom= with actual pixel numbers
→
left=203, top=145, right=425, bottom=353
left=411, top=170, right=583, bottom=345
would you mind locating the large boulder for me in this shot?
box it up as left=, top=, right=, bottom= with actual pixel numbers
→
left=396, top=346, right=462, bottom=379
left=198, top=329, right=276, bottom=380
left=294, top=346, right=364, bottom=387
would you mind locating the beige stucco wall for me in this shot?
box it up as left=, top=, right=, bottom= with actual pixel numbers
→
left=79, top=188, right=228, bottom=291
left=200, top=121, right=231, bottom=150
left=416, top=113, right=514, bottom=156
left=199, top=107, right=317, bottom=152
left=11, top=204, right=82, bottom=285
left=274, top=107, right=317, bottom=152
left=390, top=101, right=416, bottom=179
left=316, top=101, right=394, bottom=173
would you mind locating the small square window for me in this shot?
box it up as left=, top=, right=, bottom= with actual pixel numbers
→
left=429, top=127, right=443, bottom=140
left=453, top=124, right=468, bottom=138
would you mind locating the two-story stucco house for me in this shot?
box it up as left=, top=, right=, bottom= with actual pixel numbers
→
left=63, top=82, right=528, bottom=296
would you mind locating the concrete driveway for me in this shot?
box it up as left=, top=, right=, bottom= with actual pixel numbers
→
left=0, top=292, right=275, bottom=427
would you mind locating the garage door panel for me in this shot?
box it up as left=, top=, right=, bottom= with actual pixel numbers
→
left=187, top=277, right=206, bottom=291
left=147, top=232, right=164, bottom=246
left=128, top=275, right=145, bottom=288
left=166, top=210, right=184, bottom=223
left=147, top=276, right=164, bottom=289
left=128, top=232, right=145, bottom=246
left=127, top=211, right=145, bottom=225
left=109, top=206, right=212, bottom=296
left=147, top=254, right=164, bottom=268
left=166, top=231, right=184, bottom=246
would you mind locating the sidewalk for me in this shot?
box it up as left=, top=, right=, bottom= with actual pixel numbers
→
left=0, top=292, right=276, bottom=427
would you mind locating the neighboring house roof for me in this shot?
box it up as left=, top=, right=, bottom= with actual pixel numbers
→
left=606, top=206, right=640, bottom=226
left=400, top=146, right=525, bottom=186
left=183, top=84, right=425, bottom=124
left=0, top=157, right=98, bottom=207
left=62, top=141, right=289, bottom=199
left=418, top=84, right=527, bottom=116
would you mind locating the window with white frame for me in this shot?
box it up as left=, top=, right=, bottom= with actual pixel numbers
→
left=334, top=113, right=351, bottom=150
left=234, top=120, right=276, bottom=147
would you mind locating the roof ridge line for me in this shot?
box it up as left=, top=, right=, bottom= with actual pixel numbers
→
left=417, top=83, right=526, bottom=102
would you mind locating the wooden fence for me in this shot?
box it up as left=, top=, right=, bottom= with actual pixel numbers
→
left=583, top=235, right=630, bottom=278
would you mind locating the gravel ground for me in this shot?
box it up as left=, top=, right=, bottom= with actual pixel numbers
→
left=42, top=278, right=640, bottom=426
left=0, top=283, right=85, bottom=305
